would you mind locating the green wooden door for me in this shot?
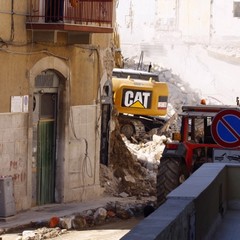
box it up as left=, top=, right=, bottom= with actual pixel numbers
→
left=37, top=120, right=55, bottom=204
left=37, top=93, right=57, bottom=205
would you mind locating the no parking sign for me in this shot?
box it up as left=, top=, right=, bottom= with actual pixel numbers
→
left=211, top=109, right=240, bottom=148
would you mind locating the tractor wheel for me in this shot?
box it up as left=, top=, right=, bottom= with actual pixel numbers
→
left=156, top=157, right=187, bottom=207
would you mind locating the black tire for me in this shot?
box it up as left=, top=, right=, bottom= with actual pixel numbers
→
left=156, top=157, right=187, bottom=207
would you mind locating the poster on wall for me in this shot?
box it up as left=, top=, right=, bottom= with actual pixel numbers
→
left=11, top=95, right=29, bottom=113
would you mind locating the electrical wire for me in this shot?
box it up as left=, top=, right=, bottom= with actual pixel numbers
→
left=69, top=106, right=93, bottom=177
left=69, top=105, right=94, bottom=200
left=10, top=0, right=14, bottom=42
left=74, top=44, right=103, bottom=137
left=0, top=37, right=8, bottom=48
left=0, top=47, right=69, bottom=61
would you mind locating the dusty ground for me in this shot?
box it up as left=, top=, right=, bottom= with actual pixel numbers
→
left=2, top=216, right=143, bottom=240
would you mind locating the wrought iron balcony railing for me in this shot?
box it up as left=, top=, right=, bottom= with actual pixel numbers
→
left=27, top=0, right=113, bottom=33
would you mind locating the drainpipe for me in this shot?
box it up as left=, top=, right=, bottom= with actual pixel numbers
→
left=9, top=0, right=14, bottom=42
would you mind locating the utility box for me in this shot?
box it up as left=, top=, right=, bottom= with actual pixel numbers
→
left=0, top=176, right=16, bottom=217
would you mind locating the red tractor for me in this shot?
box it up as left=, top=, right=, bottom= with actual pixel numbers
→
left=157, top=104, right=240, bottom=206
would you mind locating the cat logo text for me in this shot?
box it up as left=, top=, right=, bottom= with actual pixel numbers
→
left=121, top=89, right=152, bottom=109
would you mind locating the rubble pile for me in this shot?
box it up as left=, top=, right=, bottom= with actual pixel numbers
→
left=107, top=127, right=155, bottom=198
left=100, top=63, right=202, bottom=201
left=11, top=199, right=155, bottom=240
left=16, top=227, right=67, bottom=240
left=100, top=127, right=170, bottom=199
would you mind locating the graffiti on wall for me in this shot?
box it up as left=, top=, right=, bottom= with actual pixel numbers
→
left=9, top=158, right=26, bottom=183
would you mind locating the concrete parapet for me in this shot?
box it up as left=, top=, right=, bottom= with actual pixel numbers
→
left=122, top=163, right=240, bottom=240
left=121, top=198, right=194, bottom=240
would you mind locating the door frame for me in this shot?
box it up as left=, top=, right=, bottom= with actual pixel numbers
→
left=29, top=56, right=69, bottom=207
left=33, top=71, right=59, bottom=205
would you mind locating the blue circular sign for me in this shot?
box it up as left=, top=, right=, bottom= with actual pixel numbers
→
left=211, top=109, right=240, bottom=148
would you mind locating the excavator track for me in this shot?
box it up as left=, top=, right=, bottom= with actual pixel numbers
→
left=118, top=114, right=168, bottom=139
left=119, top=116, right=145, bottom=139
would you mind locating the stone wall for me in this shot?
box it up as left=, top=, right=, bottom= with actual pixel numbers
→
left=66, top=104, right=102, bottom=202
left=0, top=113, right=29, bottom=211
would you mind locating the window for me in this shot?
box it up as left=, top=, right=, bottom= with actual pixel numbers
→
left=233, top=2, right=240, bottom=18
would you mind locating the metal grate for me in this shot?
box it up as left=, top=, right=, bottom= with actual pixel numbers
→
left=35, top=75, right=54, bottom=88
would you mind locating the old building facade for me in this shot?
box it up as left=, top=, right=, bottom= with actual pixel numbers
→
left=116, top=0, right=240, bottom=105
left=117, top=0, right=240, bottom=45
left=0, top=0, right=115, bottom=211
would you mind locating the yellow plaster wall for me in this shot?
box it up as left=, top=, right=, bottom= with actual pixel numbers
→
left=0, top=1, right=114, bottom=208
left=0, top=49, right=28, bottom=112
left=0, top=0, right=27, bottom=43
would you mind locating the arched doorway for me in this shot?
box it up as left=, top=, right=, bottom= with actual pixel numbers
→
left=30, top=56, right=69, bottom=206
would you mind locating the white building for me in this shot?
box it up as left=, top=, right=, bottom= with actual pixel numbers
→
left=116, top=0, right=240, bottom=105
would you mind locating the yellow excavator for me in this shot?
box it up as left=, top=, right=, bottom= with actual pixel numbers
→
left=112, top=68, right=169, bottom=139
left=112, top=27, right=169, bottom=139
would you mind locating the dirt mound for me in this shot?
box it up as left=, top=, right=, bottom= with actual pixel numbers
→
left=100, top=114, right=156, bottom=198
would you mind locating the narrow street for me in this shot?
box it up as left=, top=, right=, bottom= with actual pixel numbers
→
left=1, top=216, right=143, bottom=240
left=54, top=217, right=143, bottom=240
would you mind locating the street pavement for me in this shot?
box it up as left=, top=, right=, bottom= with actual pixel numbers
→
left=0, top=196, right=137, bottom=230
left=0, top=196, right=144, bottom=240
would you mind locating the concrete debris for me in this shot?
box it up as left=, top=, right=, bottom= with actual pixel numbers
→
left=59, top=216, right=73, bottom=230
left=123, top=134, right=168, bottom=171
left=115, top=205, right=134, bottom=220
left=17, top=200, right=154, bottom=238
left=124, top=174, right=136, bottom=184
left=93, top=207, right=107, bottom=225
left=101, top=129, right=167, bottom=199
left=103, top=126, right=160, bottom=198
left=17, top=227, right=67, bottom=240
left=107, top=210, right=116, bottom=218
left=72, top=215, right=87, bottom=230
left=82, top=209, right=94, bottom=217
left=119, top=192, right=129, bottom=198
left=22, top=230, right=35, bottom=240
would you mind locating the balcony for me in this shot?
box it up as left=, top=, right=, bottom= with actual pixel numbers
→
left=26, top=0, right=114, bottom=33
